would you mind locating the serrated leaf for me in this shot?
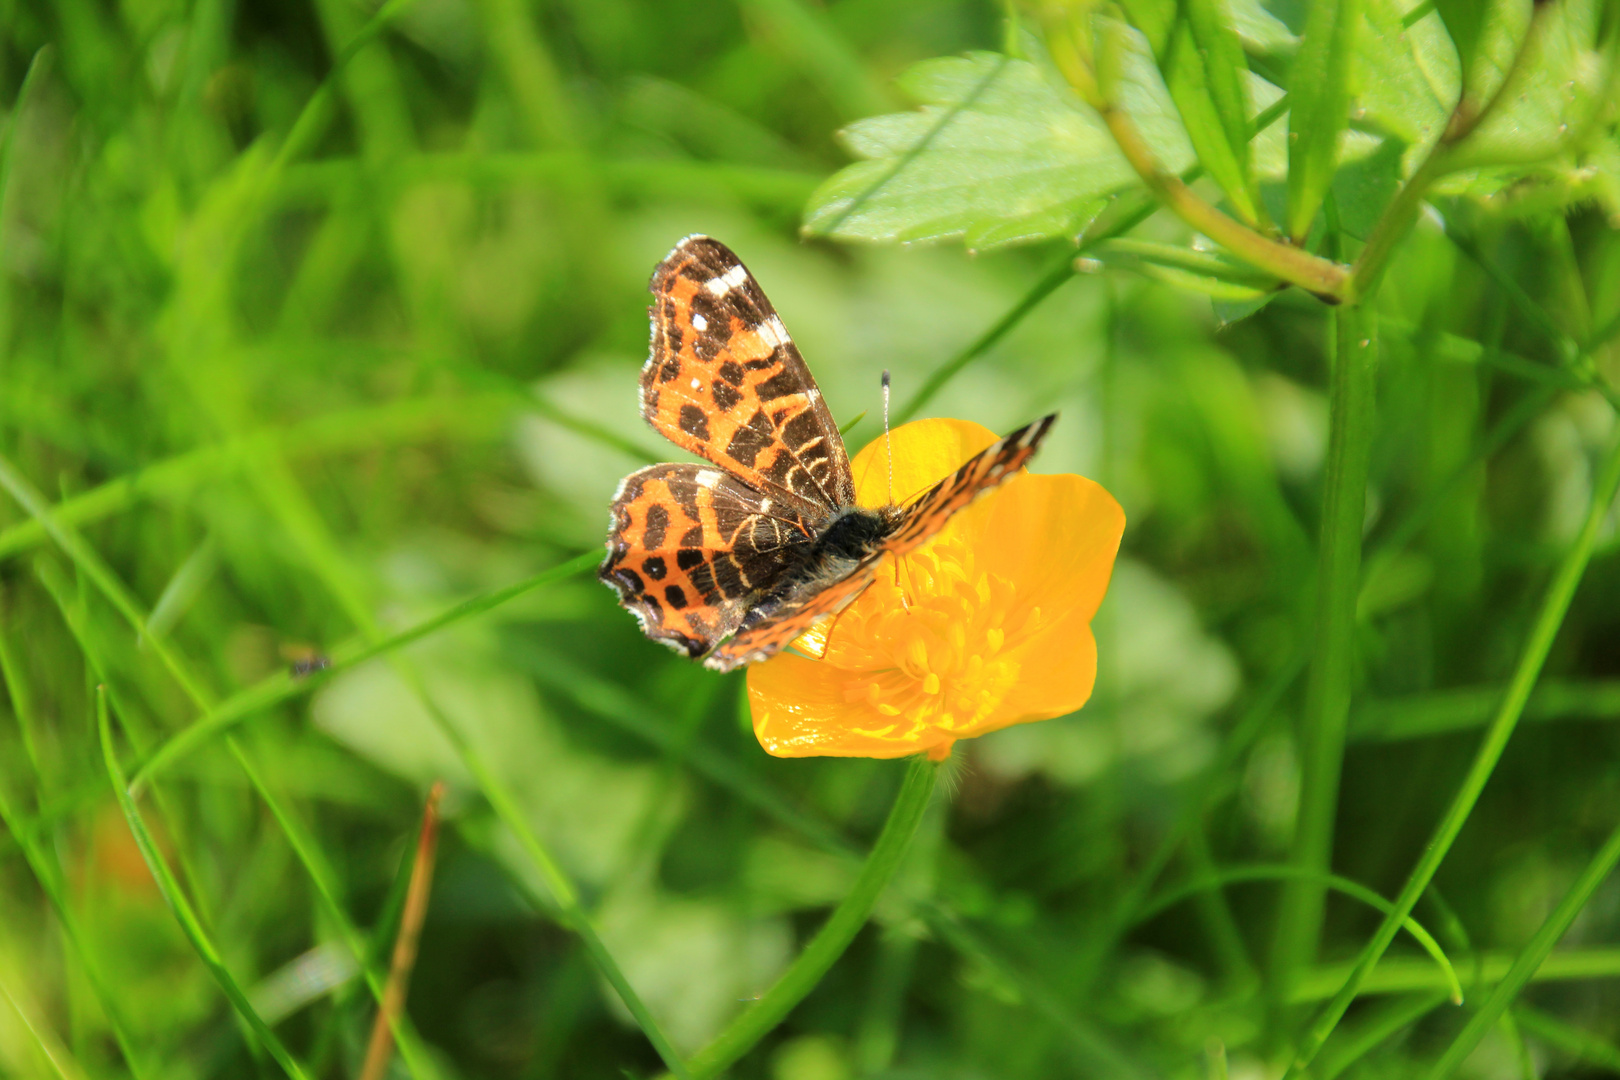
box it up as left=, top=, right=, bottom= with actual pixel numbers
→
left=1285, top=0, right=1364, bottom=241
left=1457, top=0, right=1615, bottom=168
left=803, top=47, right=1192, bottom=249
left=1090, top=237, right=1280, bottom=299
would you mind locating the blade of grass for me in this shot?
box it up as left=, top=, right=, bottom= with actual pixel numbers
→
left=0, top=585, right=44, bottom=790
left=0, top=392, right=515, bottom=561
left=1292, top=947, right=1620, bottom=1001
left=133, top=550, right=599, bottom=787
left=680, top=756, right=941, bottom=1079
left=1284, top=429, right=1620, bottom=1076
left=1137, top=865, right=1462, bottom=1004
left=1514, top=1004, right=1620, bottom=1071
left=1272, top=304, right=1379, bottom=998
left=218, top=443, right=691, bottom=1077
left=0, top=971, right=89, bottom=1080
left=230, top=742, right=441, bottom=1080
left=359, top=782, right=445, bottom=1080
left=98, top=688, right=315, bottom=1080
left=1318, top=992, right=1450, bottom=1080
left=0, top=777, right=148, bottom=1077
left=1424, top=811, right=1620, bottom=1079
left=17, top=450, right=440, bottom=1078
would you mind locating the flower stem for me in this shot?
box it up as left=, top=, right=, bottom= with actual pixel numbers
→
left=681, top=755, right=941, bottom=1079
left=1271, top=303, right=1378, bottom=998
left=1284, top=429, right=1620, bottom=1077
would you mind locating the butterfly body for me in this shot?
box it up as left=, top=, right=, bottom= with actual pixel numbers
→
left=601, top=236, right=1055, bottom=672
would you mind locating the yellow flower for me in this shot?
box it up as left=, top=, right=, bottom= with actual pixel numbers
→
left=748, top=417, right=1125, bottom=760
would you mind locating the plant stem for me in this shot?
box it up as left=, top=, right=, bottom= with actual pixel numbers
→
left=1425, top=811, right=1620, bottom=1079
left=1271, top=303, right=1378, bottom=998
left=679, top=755, right=940, bottom=1079
left=1284, top=430, right=1620, bottom=1077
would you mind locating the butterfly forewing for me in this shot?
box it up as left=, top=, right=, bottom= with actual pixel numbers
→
left=703, top=558, right=883, bottom=672
left=885, top=414, right=1056, bottom=556
left=601, top=463, right=815, bottom=659
left=643, top=236, right=855, bottom=518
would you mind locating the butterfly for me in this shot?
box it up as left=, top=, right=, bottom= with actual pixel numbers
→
left=600, top=236, right=1056, bottom=672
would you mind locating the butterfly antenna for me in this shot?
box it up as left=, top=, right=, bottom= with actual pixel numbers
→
left=882, top=369, right=894, bottom=506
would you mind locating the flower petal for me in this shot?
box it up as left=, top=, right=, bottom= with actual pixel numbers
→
left=849, top=418, right=998, bottom=507
left=748, top=652, right=951, bottom=759
left=972, top=472, right=1124, bottom=625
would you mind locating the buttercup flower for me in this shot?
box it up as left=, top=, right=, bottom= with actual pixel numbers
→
left=748, top=417, right=1125, bottom=760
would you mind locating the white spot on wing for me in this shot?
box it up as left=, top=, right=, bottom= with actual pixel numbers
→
left=691, top=377, right=702, bottom=390
left=692, top=313, right=708, bottom=331
left=759, top=497, right=772, bottom=512
left=723, top=264, right=748, bottom=288
left=759, top=315, right=789, bottom=348
left=696, top=470, right=722, bottom=489
left=806, top=388, right=821, bottom=403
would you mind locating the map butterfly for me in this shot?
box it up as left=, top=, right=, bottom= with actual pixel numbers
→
left=601, top=236, right=1056, bottom=671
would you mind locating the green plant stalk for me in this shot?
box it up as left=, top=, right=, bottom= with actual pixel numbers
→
left=0, top=587, right=43, bottom=789
left=681, top=756, right=940, bottom=1079
left=1319, top=992, right=1450, bottom=1080
left=0, top=770, right=148, bottom=1077
left=132, top=549, right=599, bottom=786
left=0, top=972, right=88, bottom=1080
left=1425, top=812, right=1620, bottom=1078
left=1292, top=947, right=1620, bottom=1001
left=1514, top=1004, right=1620, bottom=1071
left=97, top=691, right=315, bottom=1080
left=1271, top=304, right=1378, bottom=997
left=1285, top=429, right=1620, bottom=1076
left=1139, top=864, right=1460, bottom=1003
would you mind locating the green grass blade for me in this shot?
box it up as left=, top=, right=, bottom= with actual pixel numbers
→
left=1285, top=429, right=1620, bottom=1076
left=1272, top=304, right=1378, bottom=996
left=1318, top=992, right=1450, bottom=1080
left=227, top=740, right=442, bottom=1080
left=1137, top=865, right=1463, bottom=1004
left=0, top=971, right=89, bottom=1080
left=97, top=689, right=315, bottom=1080
left=1424, top=813, right=1620, bottom=1078
left=1284, top=0, right=1361, bottom=241
left=133, top=549, right=598, bottom=786
left=1513, top=1004, right=1620, bottom=1072
left=682, top=756, right=941, bottom=1079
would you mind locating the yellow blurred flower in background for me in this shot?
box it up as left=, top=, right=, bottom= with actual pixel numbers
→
left=748, top=417, right=1125, bottom=760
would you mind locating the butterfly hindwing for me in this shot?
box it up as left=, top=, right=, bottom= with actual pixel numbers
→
left=703, top=556, right=883, bottom=672
left=885, top=414, right=1056, bottom=556
left=642, top=236, right=855, bottom=518
left=601, top=463, right=814, bottom=658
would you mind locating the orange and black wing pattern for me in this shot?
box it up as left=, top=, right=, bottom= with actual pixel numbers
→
left=703, top=557, right=883, bottom=671
left=884, top=414, right=1056, bottom=556
left=642, top=236, right=854, bottom=519
left=601, top=463, right=814, bottom=659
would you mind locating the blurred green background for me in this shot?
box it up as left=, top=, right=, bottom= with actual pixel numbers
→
left=1, top=0, right=1619, bottom=1077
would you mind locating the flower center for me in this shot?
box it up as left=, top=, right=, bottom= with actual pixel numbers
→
left=834, top=536, right=1045, bottom=738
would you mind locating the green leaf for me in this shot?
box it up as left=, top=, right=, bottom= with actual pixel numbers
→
left=1435, top=0, right=1532, bottom=118
left=1161, top=0, right=1264, bottom=224
left=1285, top=0, right=1364, bottom=241
left=1354, top=0, right=1461, bottom=166
left=1456, top=0, right=1617, bottom=168
left=1227, top=0, right=1299, bottom=53
left=803, top=47, right=1192, bottom=249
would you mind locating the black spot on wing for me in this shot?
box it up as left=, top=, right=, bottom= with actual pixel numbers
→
left=679, top=405, right=711, bottom=443
left=713, top=381, right=741, bottom=411
left=664, top=585, right=688, bottom=609
left=642, top=555, right=666, bottom=580
left=718, top=361, right=744, bottom=386
left=643, top=505, right=669, bottom=549
left=725, top=410, right=774, bottom=467
left=756, top=369, right=799, bottom=401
